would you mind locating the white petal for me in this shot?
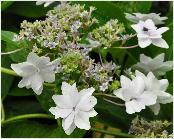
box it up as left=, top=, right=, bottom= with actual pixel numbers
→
left=30, top=74, right=43, bottom=95
left=41, top=72, right=55, bottom=83
left=113, top=88, right=125, bottom=101
left=157, top=91, right=173, bottom=104
left=49, top=106, right=72, bottom=119
left=64, top=122, right=76, bottom=135
left=138, top=38, right=152, bottom=48
left=11, top=62, right=37, bottom=77
left=79, top=87, right=95, bottom=97
left=120, top=75, right=131, bottom=88
left=61, top=82, right=78, bottom=95
left=137, top=91, right=157, bottom=106
left=74, top=111, right=90, bottom=130
left=157, top=27, right=169, bottom=34
left=77, top=96, right=97, bottom=111
left=159, top=79, right=169, bottom=91
left=36, top=1, right=45, bottom=5
left=52, top=95, right=73, bottom=109
left=140, top=54, right=152, bottom=64
left=18, top=77, right=30, bottom=88
left=131, top=22, right=143, bottom=33
left=27, top=52, right=40, bottom=65
left=132, top=76, right=145, bottom=95
left=88, top=108, right=98, bottom=117
left=125, top=13, right=139, bottom=23
left=149, top=103, right=160, bottom=115
left=144, top=19, right=156, bottom=30
left=152, top=38, right=169, bottom=48
left=125, top=100, right=145, bottom=114
left=62, top=112, right=75, bottom=130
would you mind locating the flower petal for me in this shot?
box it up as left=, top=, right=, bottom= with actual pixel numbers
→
left=125, top=100, right=145, bottom=114
left=152, top=38, right=169, bottom=48
left=79, top=87, right=95, bottom=97
left=52, top=95, right=73, bottom=109
left=18, top=77, right=30, bottom=88
left=41, top=72, right=55, bottom=83
left=120, top=75, right=131, bottom=88
left=137, top=91, right=157, bottom=106
left=62, top=112, right=75, bottom=130
left=49, top=106, right=72, bottom=119
left=61, top=82, right=78, bottom=95
left=88, top=108, right=98, bottom=117
left=157, top=27, right=169, bottom=34
left=64, top=122, right=76, bottom=135
left=138, top=38, right=152, bottom=48
left=30, top=74, right=43, bottom=95
left=74, top=111, right=90, bottom=130
left=114, top=88, right=126, bottom=101
left=159, top=79, right=169, bottom=91
left=157, top=91, right=173, bottom=104
left=149, top=103, right=160, bottom=115
left=140, top=54, right=152, bottom=64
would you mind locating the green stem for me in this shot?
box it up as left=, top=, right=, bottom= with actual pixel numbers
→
left=1, top=67, right=19, bottom=76
left=90, top=127, right=135, bottom=138
left=1, top=113, right=135, bottom=137
left=1, top=102, right=5, bottom=122
left=1, top=113, right=54, bottom=126
left=1, top=67, right=56, bottom=87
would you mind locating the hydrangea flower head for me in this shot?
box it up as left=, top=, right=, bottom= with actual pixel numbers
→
left=49, top=82, right=97, bottom=135
left=11, top=52, right=60, bottom=95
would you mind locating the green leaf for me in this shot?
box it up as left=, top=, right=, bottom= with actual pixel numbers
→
left=1, top=30, right=30, bottom=62
left=1, top=1, right=14, bottom=11
left=1, top=55, right=14, bottom=100
left=4, top=1, right=52, bottom=18
left=8, top=86, right=33, bottom=97
left=2, top=96, right=86, bottom=138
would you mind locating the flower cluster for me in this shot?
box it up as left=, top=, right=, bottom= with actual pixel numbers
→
left=129, top=116, right=172, bottom=138
left=10, top=2, right=172, bottom=136
left=89, top=19, right=125, bottom=47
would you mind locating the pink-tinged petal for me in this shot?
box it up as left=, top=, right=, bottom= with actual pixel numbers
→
left=152, top=38, right=169, bottom=48
left=157, top=27, right=169, bottom=34
left=138, top=38, right=152, bottom=48
left=49, top=106, right=72, bottom=119
left=74, top=111, right=90, bottom=130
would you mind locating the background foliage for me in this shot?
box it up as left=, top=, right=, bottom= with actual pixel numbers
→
left=1, top=1, right=173, bottom=138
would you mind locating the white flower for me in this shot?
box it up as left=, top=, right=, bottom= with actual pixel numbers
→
left=49, top=82, right=97, bottom=135
left=125, top=13, right=168, bottom=25
left=114, top=75, right=157, bottom=114
left=11, top=52, right=60, bottom=95
left=131, top=19, right=169, bottom=48
left=36, top=1, right=54, bottom=7
left=133, top=53, right=173, bottom=76
left=135, top=70, right=173, bottom=115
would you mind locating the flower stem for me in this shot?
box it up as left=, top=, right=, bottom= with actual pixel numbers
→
left=1, top=67, right=56, bottom=87
left=103, top=98, right=125, bottom=106
left=1, top=67, right=19, bottom=76
left=113, top=44, right=139, bottom=49
left=1, top=48, right=24, bottom=55
left=1, top=113, right=54, bottom=127
left=90, top=127, right=135, bottom=138
left=1, top=113, right=135, bottom=137
left=1, top=102, right=5, bottom=122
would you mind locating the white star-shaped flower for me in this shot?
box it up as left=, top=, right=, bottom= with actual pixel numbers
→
left=133, top=53, right=173, bottom=76
left=49, top=82, right=97, bottom=135
left=114, top=75, right=157, bottom=114
left=11, top=52, right=60, bottom=95
left=131, top=19, right=169, bottom=48
left=125, top=13, right=168, bottom=25
left=135, top=70, right=173, bottom=115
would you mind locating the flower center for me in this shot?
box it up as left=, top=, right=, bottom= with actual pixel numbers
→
left=72, top=107, right=76, bottom=111
left=143, top=27, right=148, bottom=32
